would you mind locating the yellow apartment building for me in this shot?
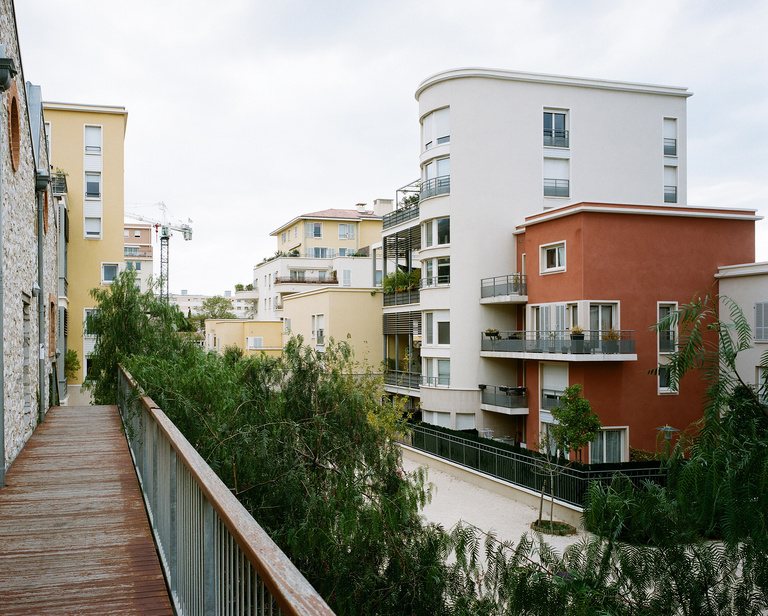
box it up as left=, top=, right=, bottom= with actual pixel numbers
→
left=44, top=102, right=128, bottom=405
left=204, top=320, right=283, bottom=358
left=282, top=288, right=383, bottom=371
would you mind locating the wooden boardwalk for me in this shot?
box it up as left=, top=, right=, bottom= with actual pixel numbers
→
left=0, top=405, right=174, bottom=615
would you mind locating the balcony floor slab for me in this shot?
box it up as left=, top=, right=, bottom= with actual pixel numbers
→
left=481, top=351, right=638, bottom=362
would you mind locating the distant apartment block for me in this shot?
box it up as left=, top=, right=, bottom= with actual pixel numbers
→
left=170, top=290, right=252, bottom=320
left=123, top=222, right=153, bottom=292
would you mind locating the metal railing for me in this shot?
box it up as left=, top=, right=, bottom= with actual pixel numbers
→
left=421, top=275, right=450, bottom=288
left=480, top=274, right=527, bottom=298
left=384, top=370, right=421, bottom=389
left=51, top=172, right=67, bottom=194
left=275, top=275, right=338, bottom=284
left=124, top=247, right=153, bottom=258
left=407, top=424, right=666, bottom=508
left=118, top=366, right=334, bottom=616
left=541, top=388, right=565, bottom=410
left=420, top=175, right=450, bottom=200
left=383, top=288, right=420, bottom=306
left=422, top=375, right=450, bottom=387
left=481, top=330, right=635, bottom=355
left=659, top=329, right=676, bottom=353
left=664, top=185, right=677, bottom=203
left=382, top=202, right=419, bottom=229
left=664, top=138, right=677, bottom=156
left=543, top=129, right=569, bottom=147
left=543, top=178, right=569, bottom=197
left=480, top=385, right=527, bottom=409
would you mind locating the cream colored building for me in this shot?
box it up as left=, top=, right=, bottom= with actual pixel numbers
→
left=204, top=319, right=283, bottom=358
left=44, top=102, right=128, bottom=405
left=282, top=288, right=382, bottom=371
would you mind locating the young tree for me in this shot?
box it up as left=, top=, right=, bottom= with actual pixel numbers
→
left=549, top=384, right=601, bottom=463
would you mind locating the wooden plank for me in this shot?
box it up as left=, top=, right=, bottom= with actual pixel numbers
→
left=0, top=405, right=174, bottom=615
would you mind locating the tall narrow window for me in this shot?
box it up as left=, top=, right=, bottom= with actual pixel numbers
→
left=756, top=302, right=768, bottom=342
left=84, top=125, right=102, bottom=154
left=421, top=157, right=450, bottom=199
left=85, top=172, right=101, bottom=199
left=84, top=217, right=102, bottom=238
left=305, top=222, right=322, bottom=238
left=543, top=159, right=569, bottom=197
left=437, top=258, right=450, bottom=284
left=437, top=321, right=450, bottom=344
left=437, top=218, right=450, bottom=244
left=663, top=118, right=677, bottom=156
left=425, top=312, right=434, bottom=345
left=422, top=107, right=450, bottom=150
left=342, top=269, right=351, bottom=286
left=664, top=166, right=677, bottom=203
left=437, top=359, right=450, bottom=386
left=658, top=303, right=677, bottom=352
left=543, top=111, right=568, bottom=147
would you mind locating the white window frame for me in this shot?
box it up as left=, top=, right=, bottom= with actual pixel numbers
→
left=342, top=269, right=351, bottom=286
left=85, top=172, right=101, bottom=199
left=425, top=312, right=434, bottom=345
left=540, top=241, right=566, bottom=274
left=305, top=222, right=322, bottom=238
left=246, top=336, right=264, bottom=350
left=437, top=320, right=450, bottom=345
left=543, top=109, right=568, bottom=147
left=590, top=428, right=627, bottom=463
left=134, top=230, right=141, bottom=238
left=84, top=216, right=102, bottom=239
left=658, top=302, right=678, bottom=353
left=338, top=223, right=355, bottom=240
left=756, top=302, right=768, bottom=342
left=83, top=308, right=96, bottom=338
left=84, top=124, right=102, bottom=154
left=100, top=262, right=118, bottom=283
left=658, top=363, right=677, bottom=395
left=421, top=107, right=450, bottom=151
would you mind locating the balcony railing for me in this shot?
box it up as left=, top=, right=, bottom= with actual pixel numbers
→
left=480, top=274, right=527, bottom=298
left=383, top=288, right=420, bottom=306
left=541, top=388, right=565, bottom=410
left=664, top=138, right=677, bottom=156
left=422, top=375, right=450, bottom=387
left=480, top=385, right=528, bottom=409
left=124, top=247, right=152, bottom=258
left=543, top=129, right=569, bottom=147
left=481, top=330, right=635, bottom=355
left=420, top=175, right=450, bottom=200
left=659, top=330, right=676, bottom=353
left=543, top=178, right=569, bottom=197
left=275, top=275, right=338, bottom=284
left=384, top=370, right=421, bottom=389
left=117, top=366, right=333, bottom=616
left=664, top=185, right=677, bottom=203
left=382, top=202, right=420, bottom=229
left=421, top=275, right=450, bottom=288
left=50, top=172, right=67, bottom=195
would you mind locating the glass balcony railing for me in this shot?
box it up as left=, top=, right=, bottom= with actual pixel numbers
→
left=541, top=388, right=565, bottom=410
left=664, top=138, right=677, bottom=156
left=479, top=385, right=528, bottom=409
left=543, top=128, right=569, bottom=147
left=664, top=185, right=678, bottom=203
left=384, top=370, right=421, bottom=389
left=420, top=175, right=450, bottom=200
left=422, top=375, right=450, bottom=387
left=481, top=330, right=635, bottom=355
left=544, top=178, right=569, bottom=198
left=480, top=274, right=527, bottom=298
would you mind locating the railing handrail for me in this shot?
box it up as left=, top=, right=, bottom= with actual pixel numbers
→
left=480, top=274, right=527, bottom=298
left=382, top=202, right=420, bottom=229
left=483, top=329, right=634, bottom=340
left=118, top=365, right=334, bottom=616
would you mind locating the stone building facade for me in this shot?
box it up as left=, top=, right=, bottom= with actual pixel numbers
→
left=1, top=0, right=59, bottom=484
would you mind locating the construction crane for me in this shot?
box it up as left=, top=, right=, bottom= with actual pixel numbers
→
left=125, top=202, right=193, bottom=302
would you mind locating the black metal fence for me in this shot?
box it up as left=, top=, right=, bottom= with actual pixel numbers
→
left=407, top=423, right=666, bottom=508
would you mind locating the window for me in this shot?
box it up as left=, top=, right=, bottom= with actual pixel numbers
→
left=338, top=223, right=355, bottom=240
left=541, top=242, right=565, bottom=273
left=437, top=321, right=450, bottom=344
left=310, top=247, right=331, bottom=258
left=9, top=89, right=19, bottom=172
left=663, top=118, right=677, bottom=156
left=84, top=217, right=102, bottom=239
left=425, top=313, right=434, bottom=344
left=422, top=107, right=449, bottom=150
left=437, top=218, right=450, bottom=244
left=456, top=413, right=475, bottom=430
left=124, top=229, right=129, bottom=237
left=437, top=258, right=450, bottom=284
left=755, top=302, right=768, bottom=342
left=543, top=158, right=569, bottom=197
left=102, top=263, right=118, bottom=284
left=437, top=359, right=450, bottom=386
left=311, top=314, right=325, bottom=342
left=294, top=226, right=298, bottom=238
left=281, top=232, right=286, bottom=243
left=424, top=221, right=433, bottom=247
left=134, top=230, right=141, bottom=238
left=424, top=259, right=433, bottom=283
left=246, top=336, right=263, bottom=350
left=664, top=166, right=677, bottom=203
left=305, top=222, right=322, bottom=238
left=342, top=269, right=351, bottom=286
left=125, top=247, right=139, bottom=256
left=375, top=270, right=382, bottom=286
left=658, top=303, right=677, bottom=352
left=421, top=157, right=450, bottom=199
left=134, top=261, right=141, bottom=271
left=290, top=270, right=306, bottom=281
left=338, top=248, right=348, bottom=257
left=658, top=365, right=676, bottom=394
left=84, top=125, right=102, bottom=154
left=590, top=429, right=624, bottom=463
left=84, top=308, right=96, bottom=337
left=590, top=303, right=615, bottom=335
left=85, top=172, right=101, bottom=199
left=543, top=111, right=568, bottom=147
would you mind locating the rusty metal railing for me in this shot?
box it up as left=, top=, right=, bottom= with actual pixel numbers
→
left=118, top=366, right=334, bottom=616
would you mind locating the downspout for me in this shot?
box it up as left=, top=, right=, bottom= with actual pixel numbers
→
left=0, top=47, right=18, bottom=487
left=36, top=171, right=49, bottom=424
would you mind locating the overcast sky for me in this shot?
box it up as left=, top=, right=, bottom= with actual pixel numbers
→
left=14, top=0, right=768, bottom=296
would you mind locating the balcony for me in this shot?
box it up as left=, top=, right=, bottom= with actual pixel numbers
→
left=481, top=330, right=636, bottom=361
left=543, top=128, right=569, bottom=148
left=384, top=288, right=420, bottom=306
left=422, top=375, right=450, bottom=387
left=664, top=185, right=677, bottom=203
left=479, top=385, right=528, bottom=415
left=541, top=388, right=565, bottom=410
left=420, top=175, right=450, bottom=200
left=383, top=201, right=419, bottom=229
left=421, top=275, right=450, bottom=288
left=544, top=178, right=569, bottom=198
left=384, top=370, right=421, bottom=390
left=664, top=138, right=677, bottom=156
left=124, top=246, right=152, bottom=258
left=50, top=172, right=67, bottom=195
left=480, top=274, right=527, bottom=303
left=275, top=275, right=338, bottom=284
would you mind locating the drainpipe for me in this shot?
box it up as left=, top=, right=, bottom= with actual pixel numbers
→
left=0, top=47, right=18, bottom=487
left=36, top=171, right=50, bottom=424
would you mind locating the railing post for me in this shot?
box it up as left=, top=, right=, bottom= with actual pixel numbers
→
left=168, top=450, right=178, bottom=602
left=203, top=499, right=216, bottom=616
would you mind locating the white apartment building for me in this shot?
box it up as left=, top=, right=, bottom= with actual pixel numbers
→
left=170, top=290, right=252, bottom=319
left=383, top=68, right=692, bottom=438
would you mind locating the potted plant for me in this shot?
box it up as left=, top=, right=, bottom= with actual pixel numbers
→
left=484, top=328, right=500, bottom=339
left=602, top=327, right=620, bottom=354
left=570, top=325, right=585, bottom=353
